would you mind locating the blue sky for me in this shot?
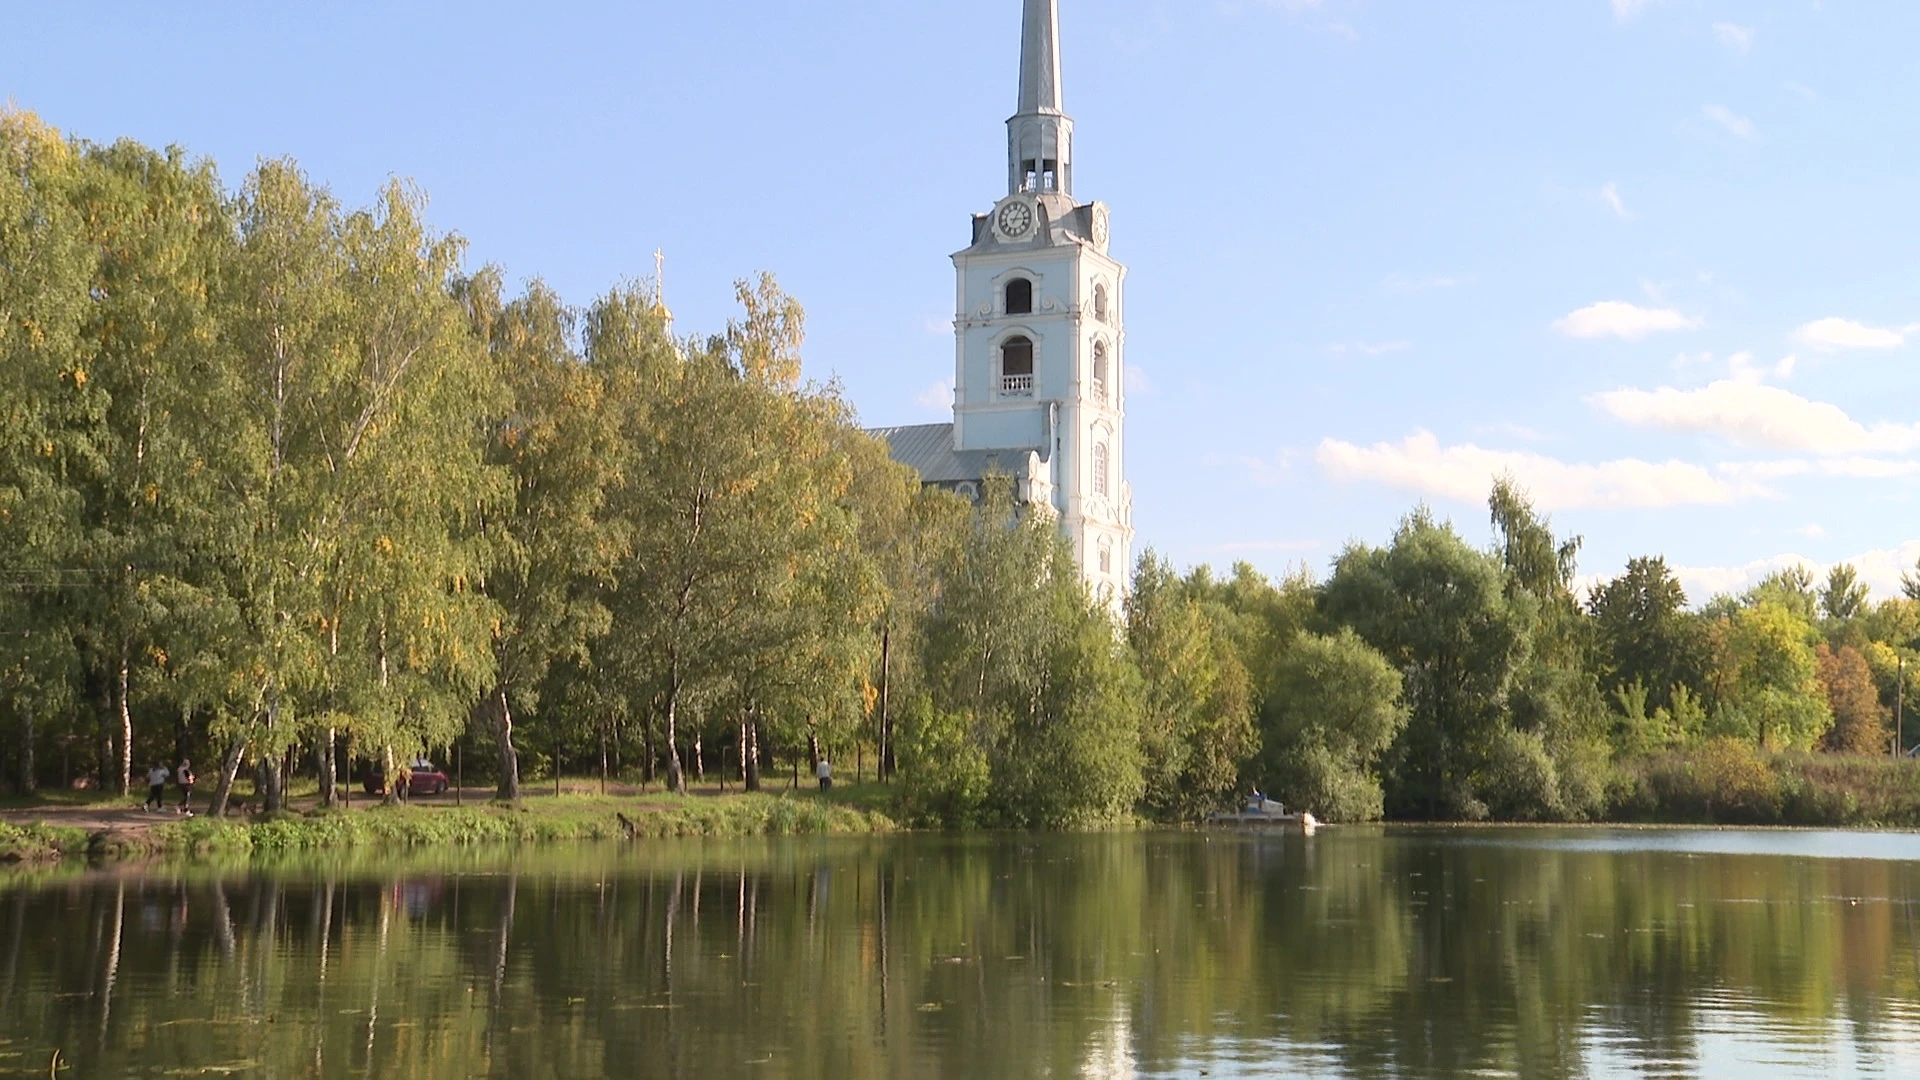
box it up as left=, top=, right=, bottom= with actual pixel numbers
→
left=8, top=0, right=1919, bottom=602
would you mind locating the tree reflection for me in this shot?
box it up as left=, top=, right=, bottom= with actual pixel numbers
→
left=0, top=833, right=1916, bottom=1078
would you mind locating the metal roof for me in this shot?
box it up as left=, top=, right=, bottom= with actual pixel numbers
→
left=868, top=423, right=1040, bottom=485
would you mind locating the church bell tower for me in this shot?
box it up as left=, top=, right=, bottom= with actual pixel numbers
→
left=951, top=0, right=1133, bottom=600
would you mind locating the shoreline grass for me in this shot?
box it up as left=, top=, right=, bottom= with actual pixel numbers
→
left=69, top=791, right=895, bottom=861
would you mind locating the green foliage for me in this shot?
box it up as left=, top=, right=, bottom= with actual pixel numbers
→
left=1127, top=552, right=1257, bottom=821
left=915, top=479, right=1144, bottom=829
left=895, top=697, right=991, bottom=828
left=1588, top=556, right=1709, bottom=714
left=1322, top=508, right=1532, bottom=819
left=1255, top=630, right=1405, bottom=822
left=0, top=822, right=88, bottom=862
left=1820, top=564, right=1870, bottom=622
left=1709, top=602, right=1833, bottom=750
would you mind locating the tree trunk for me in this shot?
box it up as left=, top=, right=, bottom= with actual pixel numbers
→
left=382, top=743, right=400, bottom=807
left=208, top=737, right=246, bottom=818
left=692, top=735, right=704, bottom=782
left=262, top=752, right=283, bottom=815
left=879, top=624, right=893, bottom=782
left=115, top=650, right=133, bottom=797
left=493, top=687, right=520, bottom=802
left=664, top=687, right=686, bottom=796
left=16, top=708, right=34, bottom=795
left=744, top=711, right=762, bottom=793
left=316, top=728, right=337, bottom=808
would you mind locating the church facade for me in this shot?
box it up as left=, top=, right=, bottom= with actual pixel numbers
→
left=872, top=0, right=1134, bottom=600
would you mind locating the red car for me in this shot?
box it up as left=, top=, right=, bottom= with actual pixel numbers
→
left=362, top=760, right=451, bottom=797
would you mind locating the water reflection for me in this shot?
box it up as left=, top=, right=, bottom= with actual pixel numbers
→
left=0, top=829, right=1917, bottom=1078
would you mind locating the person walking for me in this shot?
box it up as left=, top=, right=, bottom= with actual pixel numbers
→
left=175, top=759, right=196, bottom=816
left=143, top=762, right=171, bottom=812
left=816, top=756, right=832, bottom=793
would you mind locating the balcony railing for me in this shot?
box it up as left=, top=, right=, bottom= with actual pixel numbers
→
left=1000, top=373, right=1035, bottom=397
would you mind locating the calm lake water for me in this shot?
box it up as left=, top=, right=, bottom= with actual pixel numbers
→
left=3, top=827, right=1920, bottom=1079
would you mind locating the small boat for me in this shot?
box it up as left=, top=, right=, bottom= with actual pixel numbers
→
left=1205, top=796, right=1318, bottom=834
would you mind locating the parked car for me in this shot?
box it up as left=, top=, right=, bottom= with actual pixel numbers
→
left=362, top=760, right=451, bottom=797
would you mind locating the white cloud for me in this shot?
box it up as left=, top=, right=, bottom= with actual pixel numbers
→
left=1329, top=340, right=1412, bottom=356
left=1795, top=524, right=1828, bottom=539
left=1554, top=301, right=1700, bottom=341
left=1612, top=0, right=1655, bottom=20
left=1792, top=317, right=1910, bottom=351
left=1726, top=351, right=1798, bottom=382
left=1600, top=182, right=1636, bottom=221
left=915, top=380, right=953, bottom=413
left=1786, top=82, right=1820, bottom=102
left=1315, top=430, right=1749, bottom=510
left=1675, top=540, right=1920, bottom=604
left=1703, top=104, right=1755, bottom=140
left=1594, top=380, right=1920, bottom=454
left=1714, top=23, right=1755, bottom=52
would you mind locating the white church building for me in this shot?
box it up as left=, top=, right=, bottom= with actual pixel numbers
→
left=871, top=0, right=1134, bottom=600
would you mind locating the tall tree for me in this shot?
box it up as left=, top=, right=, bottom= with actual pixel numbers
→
left=1588, top=556, right=1710, bottom=715
left=64, top=137, right=233, bottom=795
left=1820, top=564, right=1870, bottom=623
left=1816, top=643, right=1890, bottom=754
left=1127, top=552, right=1257, bottom=821
left=918, top=478, right=1145, bottom=827
left=1708, top=602, right=1832, bottom=751
left=1255, top=629, right=1406, bottom=822
left=462, top=276, right=623, bottom=802
left=0, top=111, right=93, bottom=794
left=1321, top=509, right=1531, bottom=819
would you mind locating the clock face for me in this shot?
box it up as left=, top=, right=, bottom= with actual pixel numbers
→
left=1090, top=205, right=1110, bottom=249
left=996, top=200, right=1034, bottom=239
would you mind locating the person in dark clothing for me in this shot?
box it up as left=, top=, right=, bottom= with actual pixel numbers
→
left=144, top=763, right=171, bottom=812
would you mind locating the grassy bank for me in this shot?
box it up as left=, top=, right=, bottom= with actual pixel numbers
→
left=15, top=791, right=895, bottom=862
left=0, top=822, right=91, bottom=862
left=139, top=794, right=892, bottom=858
left=1611, top=742, right=1920, bottom=828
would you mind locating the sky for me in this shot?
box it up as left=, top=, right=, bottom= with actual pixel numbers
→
left=6, top=0, right=1919, bottom=604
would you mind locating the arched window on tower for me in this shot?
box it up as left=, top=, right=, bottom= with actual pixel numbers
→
left=1098, top=540, right=1113, bottom=576
left=1001, top=336, right=1034, bottom=397
left=1005, top=278, right=1033, bottom=315
left=1091, top=342, right=1109, bottom=405
left=1093, top=284, right=1108, bottom=322
left=1093, top=442, right=1110, bottom=498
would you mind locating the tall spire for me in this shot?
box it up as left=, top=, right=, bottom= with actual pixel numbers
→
left=1008, top=0, right=1074, bottom=197
left=1018, top=0, right=1063, bottom=116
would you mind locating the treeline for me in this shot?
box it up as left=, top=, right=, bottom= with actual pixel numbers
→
left=5, top=112, right=1918, bottom=828
left=0, top=112, right=943, bottom=813
left=1086, top=493, right=1920, bottom=826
